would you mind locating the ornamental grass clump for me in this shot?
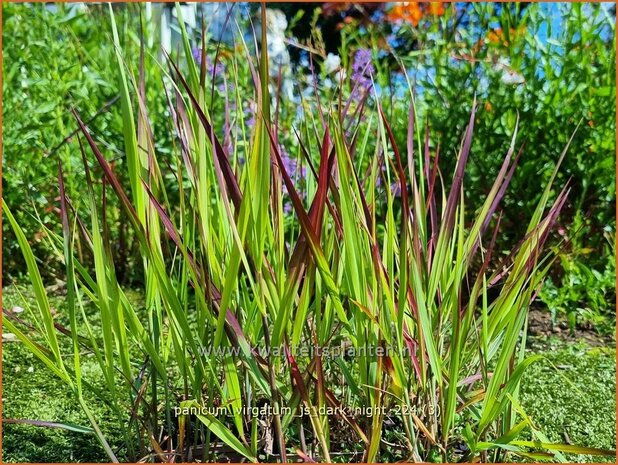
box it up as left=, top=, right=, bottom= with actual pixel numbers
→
left=3, top=4, right=613, bottom=463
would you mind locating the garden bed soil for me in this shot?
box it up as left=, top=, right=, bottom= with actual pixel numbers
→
left=527, top=308, right=615, bottom=347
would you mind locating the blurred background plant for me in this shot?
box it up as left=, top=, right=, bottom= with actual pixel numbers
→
left=3, top=3, right=119, bottom=279
left=402, top=2, right=616, bottom=332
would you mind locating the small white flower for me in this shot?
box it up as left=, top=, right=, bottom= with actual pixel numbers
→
left=266, top=9, right=288, bottom=35
left=495, top=57, right=510, bottom=68
left=492, top=58, right=524, bottom=85
left=324, top=53, right=342, bottom=74
left=27, top=366, right=34, bottom=373
left=501, top=70, right=525, bottom=85
left=2, top=332, right=17, bottom=342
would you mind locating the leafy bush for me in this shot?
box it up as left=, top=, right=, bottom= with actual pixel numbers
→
left=2, top=3, right=123, bottom=279
left=540, top=230, right=616, bottom=333
left=4, top=5, right=613, bottom=462
left=2, top=3, right=177, bottom=285
left=417, top=3, right=616, bottom=326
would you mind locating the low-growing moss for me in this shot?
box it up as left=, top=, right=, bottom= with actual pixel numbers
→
left=2, top=342, right=121, bottom=462
left=2, top=287, right=125, bottom=462
left=519, top=338, right=616, bottom=463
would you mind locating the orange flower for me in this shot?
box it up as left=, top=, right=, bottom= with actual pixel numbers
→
left=387, top=3, right=445, bottom=25
left=487, top=28, right=503, bottom=45
left=427, top=2, right=445, bottom=16
left=387, top=2, right=423, bottom=26
left=387, top=4, right=405, bottom=21
left=487, top=26, right=527, bottom=46
left=409, top=4, right=423, bottom=24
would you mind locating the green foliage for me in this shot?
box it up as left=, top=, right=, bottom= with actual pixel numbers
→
left=5, top=4, right=612, bottom=462
left=351, top=2, right=616, bottom=327
left=521, top=341, right=616, bottom=463
left=540, top=230, right=616, bottom=333
left=2, top=3, right=120, bottom=279
left=2, top=286, right=133, bottom=463
left=2, top=3, right=615, bottom=463
left=2, top=3, right=173, bottom=284
left=396, top=3, right=615, bottom=229
left=4, top=287, right=613, bottom=463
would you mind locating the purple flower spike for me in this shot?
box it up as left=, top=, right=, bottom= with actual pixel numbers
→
left=209, top=60, right=225, bottom=78
left=191, top=47, right=225, bottom=79
left=391, top=182, right=402, bottom=197
left=351, top=48, right=374, bottom=98
left=277, top=144, right=306, bottom=209
left=192, top=47, right=202, bottom=64
left=244, top=104, right=256, bottom=129
left=353, top=48, right=374, bottom=75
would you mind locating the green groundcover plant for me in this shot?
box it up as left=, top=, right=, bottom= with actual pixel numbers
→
left=2, top=3, right=121, bottom=280
left=3, top=4, right=615, bottom=463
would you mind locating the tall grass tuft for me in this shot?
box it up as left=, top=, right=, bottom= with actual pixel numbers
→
left=3, top=4, right=614, bottom=463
